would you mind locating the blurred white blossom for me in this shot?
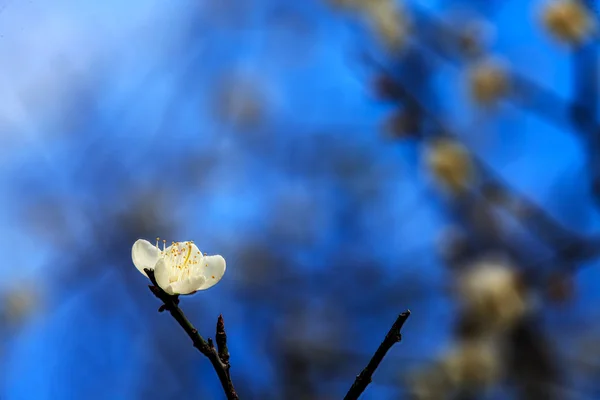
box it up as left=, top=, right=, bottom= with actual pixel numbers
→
left=0, top=281, right=42, bottom=327
left=440, top=337, right=502, bottom=392
left=467, top=57, right=510, bottom=106
left=541, top=0, right=596, bottom=45
left=425, top=138, right=475, bottom=194
left=409, top=337, right=502, bottom=399
left=132, top=239, right=226, bottom=295
left=408, top=364, right=453, bottom=400
left=329, top=0, right=410, bottom=50
left=457, top=258, right=528, bottom=333
left=366, top=0, right=410, bottom=50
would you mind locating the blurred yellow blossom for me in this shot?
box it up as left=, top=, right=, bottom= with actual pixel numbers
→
left=468, top=57, right=510, bottom=106
left=328, top=0, right=410, bottom=50
left=2, top=285, right=40, bottom=326
left=425, top=138, right=475, bottom=194
left=408, top=365, right=453, bottom=400
left=542, top=0, right=596, bottom=45
left=366, top=0, right=410, bottom=50
left=440, top=337, right=502, bottom=391
left=408, top=337, right=501, bottom=399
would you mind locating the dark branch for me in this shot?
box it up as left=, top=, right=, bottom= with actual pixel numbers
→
left=343, top=310, right=411, bottom=400
left=144, top=269, right=239, bottom=400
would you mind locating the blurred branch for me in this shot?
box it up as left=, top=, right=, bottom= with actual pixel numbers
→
left=507, top=319, right=561, bottom=400
left=144, top=269, right=238, bottom=400
left=570, top=0, right=597, bottom=134
left=410, top=3, right=600, bottom=209
left=366, top=52, right=600, bottom=268
left=343, top=310, right=411, bottom=400
left=411, top=4, right=587, bottom=131
left=572, top=0, right=600, bottom=204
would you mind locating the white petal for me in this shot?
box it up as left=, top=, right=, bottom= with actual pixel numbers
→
left=153, top=259, right=171, bottom=292
left=166, top=276, right=206, bottom=295
left=196, top=255, right=226, bottom=291
left=131, top=239, right=161, bottom=277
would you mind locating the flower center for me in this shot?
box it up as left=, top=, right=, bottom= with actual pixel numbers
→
left=155, top=239, right=202, bottom=283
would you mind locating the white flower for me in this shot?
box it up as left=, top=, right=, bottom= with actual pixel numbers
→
left=131, top=238, right=226, bottom=295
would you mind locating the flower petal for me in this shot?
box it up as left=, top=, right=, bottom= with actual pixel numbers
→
left=196, top=255, right=226, bottom=291
left=166, top=276, right=206, bottom=295
left=132, top=239, right=161, bottom=277
left=153, top=259, right=171, bottom=292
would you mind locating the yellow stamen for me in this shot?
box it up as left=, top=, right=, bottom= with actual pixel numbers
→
left=182, top=242, right=192, bottom=268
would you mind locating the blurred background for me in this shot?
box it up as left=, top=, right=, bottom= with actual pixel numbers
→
left=1, top=0, right=600, bottom=399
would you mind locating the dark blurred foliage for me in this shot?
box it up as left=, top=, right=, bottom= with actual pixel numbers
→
left=1, top=0, right=600, bottom=399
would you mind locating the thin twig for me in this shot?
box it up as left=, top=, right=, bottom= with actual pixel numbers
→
left=343, top=310, right=411, bottom=400
left=144, top=269, right=239, bottom=400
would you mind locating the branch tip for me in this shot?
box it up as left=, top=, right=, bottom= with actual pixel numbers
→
left=343, top=310, right=411, bottom=400
left=216, top=314, right=230, bottom=366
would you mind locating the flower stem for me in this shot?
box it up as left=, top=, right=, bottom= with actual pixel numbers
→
left=144, top=269, right=239, bottom=400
